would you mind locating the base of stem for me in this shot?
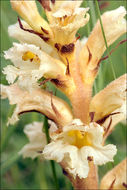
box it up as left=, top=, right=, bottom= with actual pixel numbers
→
left=61, top=162, right=98, bottom=190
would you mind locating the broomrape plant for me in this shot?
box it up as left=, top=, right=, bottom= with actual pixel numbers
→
left=1, top=0, right=127, bottom=189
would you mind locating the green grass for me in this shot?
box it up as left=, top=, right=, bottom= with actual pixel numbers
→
left=1, top=1, right=126, bottom=189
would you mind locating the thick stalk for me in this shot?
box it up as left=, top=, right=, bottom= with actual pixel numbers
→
left=68, top=55, right=93, bottom=124
left=69, top=83, right=92, bottom=124
left=64, top=56, right=98, bottom=189
left=61, top=162, right=98, bottom=190
left=74, top=163, right=98, bottom=190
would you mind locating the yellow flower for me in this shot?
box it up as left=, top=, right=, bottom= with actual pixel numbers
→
left=46, top=0, right=89, bottom=45
left=3, top=42, right=66, bottom=91
left=43, top=119, right=117, bottom=178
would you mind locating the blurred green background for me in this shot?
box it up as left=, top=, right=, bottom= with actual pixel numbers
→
left=0, top=0, right=126, bottom=189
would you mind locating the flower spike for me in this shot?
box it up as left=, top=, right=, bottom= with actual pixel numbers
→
left=1, top=1, right=127, bottom=189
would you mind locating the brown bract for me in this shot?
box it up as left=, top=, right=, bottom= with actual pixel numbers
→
left=1, top=84, right=73, bottom=127
left=100, top=159, right=127, bottom=190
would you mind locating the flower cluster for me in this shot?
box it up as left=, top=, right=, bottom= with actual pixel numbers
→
left=1, top=0, right=127, bottom=189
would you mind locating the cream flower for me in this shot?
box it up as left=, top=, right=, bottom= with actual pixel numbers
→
left=3, top=42, right=66, bottom=91
left=10, top=0, right=89, bottom=47
left=49, top=4, right=89, bottom=45
left=43, top=119, right=117, bottom=179
left=39, top=0, right=89, bottom=45
left=19, top=122, right=46, bottom=159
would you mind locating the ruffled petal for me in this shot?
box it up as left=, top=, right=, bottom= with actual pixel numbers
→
left=42, top=0, right=89, bottom=45
left=81, top=144, right=117, bottom=165
left=50, top=7, right=89, bottom=44
left=4, top=42, right=65, bottom=72
left=43, top=119, right=117, bottom=178
left=19, top=122, right=46, bottom=159
left=3, top=42, right=66, bottom=90
left=3, top=65, right=19, bottom=84
left=45, top=0, right=83, bottom=23
left=43, top=140, right=89, bottom=178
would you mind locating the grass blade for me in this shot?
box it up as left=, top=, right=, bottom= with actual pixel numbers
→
left=43, top=117, right=60, bottom=190
left=1, top=153, right=21, bottom=175
left=95, top=0, right=116, bottom=79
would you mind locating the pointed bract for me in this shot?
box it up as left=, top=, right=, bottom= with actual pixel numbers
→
left=90, top=74, right=126, bottom=139
left=0, top=84, right=73, bottom=127
left=100, top=158, right=127, bottom=190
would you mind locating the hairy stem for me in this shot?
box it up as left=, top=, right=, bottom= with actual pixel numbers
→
left=68, top=55, right=92, bottom=124
left=69, top=83, right=92, bottom=124
left=61, top=162, right=98, bottom=190
left=74, top=163, right=98, bottom=190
